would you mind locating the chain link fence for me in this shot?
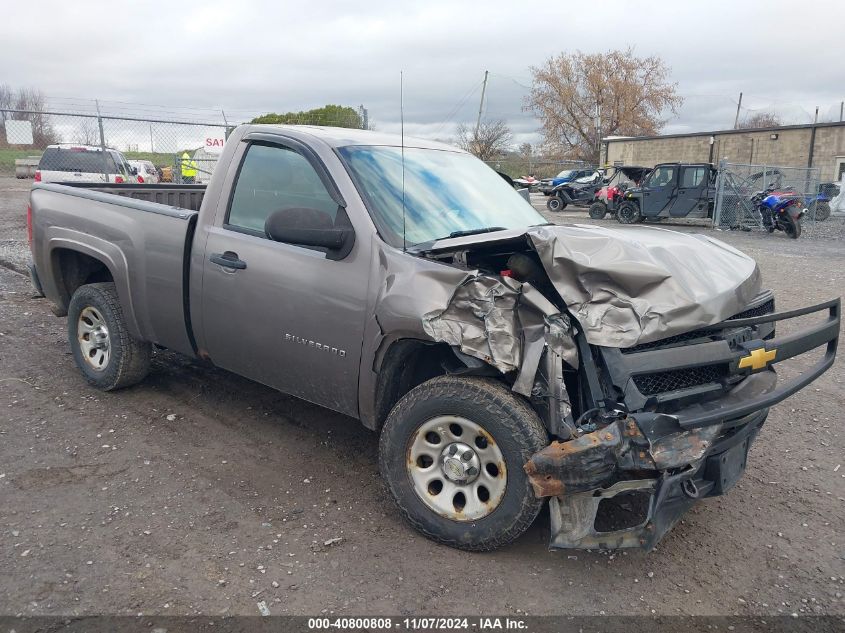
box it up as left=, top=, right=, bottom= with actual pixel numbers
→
left=484, top=158, right=595, bottom=181
left=0, top=107, right=368, bottom=184
left=713, top=161, right=844, bottom=239
left=1, top=108, right=233, bottom=183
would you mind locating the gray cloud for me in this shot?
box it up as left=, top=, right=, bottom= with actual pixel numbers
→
left=2, top=0, right=842, bottom=146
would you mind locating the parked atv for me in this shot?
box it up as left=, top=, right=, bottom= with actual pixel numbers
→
left=588, top=166, right=652, bottom=219
left=546, top=171, right=603, bottom=211
left=615, top=163, right=716, bottom=224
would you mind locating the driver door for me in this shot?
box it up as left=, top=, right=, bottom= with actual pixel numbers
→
left=196, top=139, right=370, bottom=417
left=640, top=165, right=677, bottom=216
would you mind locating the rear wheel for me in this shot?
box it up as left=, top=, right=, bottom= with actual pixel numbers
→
left=617, top=202, right=641, bottom=224
left=68, top=283, right=151, bottom=391
left=588, top=201, right=608, bottom=219
left=812, top=201, right=831, bottom=222
left=379, top=376, right=548, bottom=551
left=783, top=213, right=802, bottom=239
left=546, top=196, right=566, bottom=211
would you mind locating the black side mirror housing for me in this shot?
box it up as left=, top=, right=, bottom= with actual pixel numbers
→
left=131, top=167, right=138, bottom=176
left=265, top=207, right=354, bottom=260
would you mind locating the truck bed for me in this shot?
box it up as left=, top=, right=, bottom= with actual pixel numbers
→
left=30, top=182, right=200, bottom=356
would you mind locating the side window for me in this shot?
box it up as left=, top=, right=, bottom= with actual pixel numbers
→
left=650, top=166, right=676, bottom=187
left=227, top=143, right=337, bottom=234
left=681, top=166, right=706, bottom=188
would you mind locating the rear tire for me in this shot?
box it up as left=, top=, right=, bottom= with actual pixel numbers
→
left=379, top=376, right=548, bottom=551
left=546, top=196, right=565, bottom=211
left=588, top=201, right=607, bottom=219
left=812, top=201, right=830, bottom=222
left=67, top=283, right=151, bottom=391
left=784, top=214, right=802, bottom=239
left=617, top=202, right=641, bottom=224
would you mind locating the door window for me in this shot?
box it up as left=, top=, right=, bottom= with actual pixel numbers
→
left=648, top=166, right=676, bottom=187
left=681, top=166, right=707, bottom=188
left=227, top=143, right=337, bottom=234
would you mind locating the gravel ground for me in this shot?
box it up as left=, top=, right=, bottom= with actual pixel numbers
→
left=0, top=177, right=843, bottom=617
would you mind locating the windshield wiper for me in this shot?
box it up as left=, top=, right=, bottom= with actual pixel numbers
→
left=444, top=226, right=507, bottom=239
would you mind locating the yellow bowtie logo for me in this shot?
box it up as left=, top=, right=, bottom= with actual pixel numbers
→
left=738, top=348, right=777, bottom=371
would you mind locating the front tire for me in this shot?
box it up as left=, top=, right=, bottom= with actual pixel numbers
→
left=546, top=196, right=565, bottom=211
left=68, top=283, right=151, bottom=391
left=617, top=201, right=641, bottom=224
left=379, top=376, right=548, bottom=551
left=588, top=201, right=607, bottom=219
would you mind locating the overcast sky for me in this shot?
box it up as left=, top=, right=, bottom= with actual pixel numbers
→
left=2, top=0, right=843, bottom=146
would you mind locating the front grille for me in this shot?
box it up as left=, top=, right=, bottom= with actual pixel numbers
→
left=621, top=329, right=716, bottom=353
left=622, top=296, right=775, bottom=355
left=633, top=364, right=729, bottom=396
left=728, top=298, right=775, bottom=320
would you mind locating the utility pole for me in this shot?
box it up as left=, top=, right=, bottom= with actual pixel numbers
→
left=814, top=106, right=819, bottom=124
left=733, top=92, right=743, bottom=129
left=95, top=99, right=108, bottom=182
left=475, top=70, right=489, bottom=139
left=840, top=101, right=843, bottom=122
left=149, top=122, right=154, bottom=153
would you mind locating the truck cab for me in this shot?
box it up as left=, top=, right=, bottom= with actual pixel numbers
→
left=616, top=162, right=716, bottom=223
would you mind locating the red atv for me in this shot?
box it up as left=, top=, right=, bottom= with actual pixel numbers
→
left=588, top=165, right=651, bottom=219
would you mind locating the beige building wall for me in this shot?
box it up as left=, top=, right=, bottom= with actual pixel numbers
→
left=604, top=123, right=845, bottom=182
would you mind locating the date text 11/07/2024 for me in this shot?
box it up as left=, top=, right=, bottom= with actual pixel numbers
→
left=307, top=617, right=529, bottom=630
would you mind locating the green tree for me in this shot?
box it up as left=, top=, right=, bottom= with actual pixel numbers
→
left=251, top=105, right=364, bottom=129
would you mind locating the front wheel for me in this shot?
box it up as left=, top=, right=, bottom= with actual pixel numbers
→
left=616, top=201, right=641, bottom=224
left=379, top=376, right=548, bottom=551
left=546, top=196, right=566, bottom=211
left=588, top=201, right=608, bottom=219
left=68, top=283, right=151, bottom=390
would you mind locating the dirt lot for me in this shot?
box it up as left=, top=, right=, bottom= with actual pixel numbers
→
left=0, top=176, right=843, bottom=617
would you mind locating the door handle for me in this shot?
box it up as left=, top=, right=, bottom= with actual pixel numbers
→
left=210, top=251, right=247, bottom=270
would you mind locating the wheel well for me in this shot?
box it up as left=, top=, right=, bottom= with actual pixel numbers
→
left=51, top=249, right=114, bottom=310
left=372, top=340, right=469, bottom=430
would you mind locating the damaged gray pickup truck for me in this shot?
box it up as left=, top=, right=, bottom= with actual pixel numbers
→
left=29, top=124, right=840, bottom=551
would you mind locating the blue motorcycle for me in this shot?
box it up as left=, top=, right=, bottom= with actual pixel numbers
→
left=752, top=186, right=806, bottom=239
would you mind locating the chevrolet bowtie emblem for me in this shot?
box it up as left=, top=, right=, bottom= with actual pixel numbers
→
left=738, top=347, right=777, bottom=371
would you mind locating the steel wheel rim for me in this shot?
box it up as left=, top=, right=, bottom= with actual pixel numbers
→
left=77, top=306, right=110, bottom=371
left=406, top=415, right=507, bottom=522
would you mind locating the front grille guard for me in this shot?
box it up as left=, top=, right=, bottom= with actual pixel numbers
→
left=596, top=298, right=840, bottom=425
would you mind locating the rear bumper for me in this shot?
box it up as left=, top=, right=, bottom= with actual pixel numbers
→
left=525, top=297, right=839, bottom=549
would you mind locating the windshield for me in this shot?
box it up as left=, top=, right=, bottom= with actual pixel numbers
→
left=338, top=146, right=547, bottom=247
left=555, top=170, right=576, bottom=179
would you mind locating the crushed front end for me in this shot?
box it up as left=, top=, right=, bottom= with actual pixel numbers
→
left=525, top=293, right=840, bottom=549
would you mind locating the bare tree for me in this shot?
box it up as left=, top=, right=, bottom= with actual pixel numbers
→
left=0, top=85, right=58, bottom=148
left=526, top=48, right=682, bottom=163
left=74, top=118, right=100, bottom=145
left=737, top=112, right=782, bottom=129
left=455, top=120, right=513, bottom=161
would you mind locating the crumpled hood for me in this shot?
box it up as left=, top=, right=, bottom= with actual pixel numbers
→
left=527, top=224, right=762, bottom=348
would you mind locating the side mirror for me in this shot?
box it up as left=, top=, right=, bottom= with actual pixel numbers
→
left=130, top=167, right=138, bottom=176
left=265, top=207, right=354, bottom=260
